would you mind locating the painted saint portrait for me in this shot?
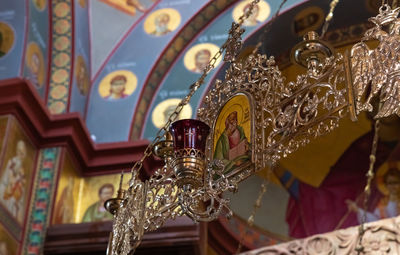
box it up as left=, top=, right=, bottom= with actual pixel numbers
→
left=213, top=95, right=252, bottom=175
left=0, top=224, right=18, bottom=255
left=99, top=0, right=147, bottom=15
left=74, top=55, right=90, bottom=96
left=98, top=70, right=137, bottom=101
left=232, top=0, right=270, bottom=27
left=152, top=98, right=193, bottom=129
left=346, top=161, right=400, bottom=223
left=184, top=43, right=221, bottom=74
left=25, top=42, right=45, bottom=88
left=0, top=118, right=36, bottom=225
left=270, top=109, right=400, bottom=239
left=79, top=173, right=126, bottom=223
left=79, top=0, right=87, bottom=8
left=33, top=0, right=47, bottom=11
left=0, top=22, right=15, bottom=59
left=144, top=8, right=181, bottom=37
left=52, top=154, right=80, bottom=225
left=82, top=183, right=114, bottom=222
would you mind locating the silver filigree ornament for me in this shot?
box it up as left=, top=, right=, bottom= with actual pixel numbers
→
left=349, top=4, right=400, bottom=118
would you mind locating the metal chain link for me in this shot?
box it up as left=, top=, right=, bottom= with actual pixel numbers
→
left=355, top=119, right=380, bottom=254
left=254, top=0, right=288, bottom=51
left=321, top=0, right=340, bottom=38
left=235, top=177, right=269, bottom=254
left=128, top=0, right=261, bottom=185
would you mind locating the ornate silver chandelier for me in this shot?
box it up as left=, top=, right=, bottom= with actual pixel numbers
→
left=104, top=1, right=400, bottom=254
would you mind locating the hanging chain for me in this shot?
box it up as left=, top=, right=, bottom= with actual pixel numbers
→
left=355, top=119, right=380, bottom=254
left=128, top=0, right=261, bottom=185
left=254, top=0, right=288, bottom=51
left=320, top=0, right=340, bottom=38
left=235, top=177, right=269, bottom=254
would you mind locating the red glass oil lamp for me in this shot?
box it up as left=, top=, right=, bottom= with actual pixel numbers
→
left=170, top=119, right=210, bottom=190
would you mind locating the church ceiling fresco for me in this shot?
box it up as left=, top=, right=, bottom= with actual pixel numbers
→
left=0, top=0, right=383, bottom=144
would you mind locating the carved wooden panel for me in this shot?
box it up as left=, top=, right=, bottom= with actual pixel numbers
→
left=241, top=216, right=400, bottom=254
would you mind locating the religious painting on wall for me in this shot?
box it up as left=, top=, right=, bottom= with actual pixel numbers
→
left=0, top=116, right=37, bottom=226
left=183, top=43, right=222, bottom=74
left=0, top=223, right=18, bottom=255
left=0, top=116, right=10, bottom=157
left=79, top=174, right=126, bottom=223
left=25, top=41, right=45, bottom=89
left=52, top=153, right=80, bottom=225
left=32, top=0, right=47, bottom=12
left=74, top=55, right=90, bottom=96
left=98, top=70, right=137, bottom=101
left=144, top=8, right=181, bottom=37
left=232, top=0, right=270, bottom=27
left=212, top=94, right=252, bottom=176
left=0, top=22, right=15, bottom=59
left=151, top=98, right=192, bottom=129
left=269, top=107, right=400, bottom=238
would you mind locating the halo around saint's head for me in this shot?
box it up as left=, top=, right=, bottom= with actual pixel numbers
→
left=79, top=0, right=87, bottom=8
left=98, top=70, right=137, bottom=100
left=152, top=98, right=193, bottom=129
left=74, top=55, right=90, bottom=96
left=144, top=8, right=181, bottom=37
left=232, top=0, right=270, bottom=27
left=33, top=0, right=47, bottom=11
left=376, top=161, right=400, bottom=196
left=25, top=41, right=45, bottom=87
left=184, top=43, right=222, bottom=74
left=0, top=22, right=15, bottom=58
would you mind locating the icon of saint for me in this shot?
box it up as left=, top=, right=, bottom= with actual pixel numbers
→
left=214, top=111, right=251, bottom=174
left=150, top=13, right=172, bottom=36
left=0, top=140, right=27, bottom=222
left=82, top=183, right=114, bottom=222
left=191, top=49, right=211, bottom=73
left=242, top=4, right=260, bottom=27
left=346, top=163, right=400, bottom=222
left=27, top=52, right=41, bottom=88
left=104, top=75, right=130, bottom=100
left=75, top=57, right=89, bottom=95
left=53, top=177, right=75, bottom=224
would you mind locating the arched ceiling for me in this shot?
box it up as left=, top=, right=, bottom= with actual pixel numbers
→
left=0, top=0, right=381, bottom=144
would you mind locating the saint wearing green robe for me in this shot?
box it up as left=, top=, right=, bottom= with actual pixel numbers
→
left=214, top=111, right=250, bottom=174
left=82, top=183, right=114, bottom=223
left=82, top=200, right=113, bottom=222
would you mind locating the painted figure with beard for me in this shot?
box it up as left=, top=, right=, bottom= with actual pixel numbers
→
left=0, top=140, right=27, bottom=222
left=214, top=111, right=250, bottom=174
left=82, top=183, right=114, bottom=222
left=151, top=13, right=171, bottom=36
left=191, top=49, right=211, bottom=73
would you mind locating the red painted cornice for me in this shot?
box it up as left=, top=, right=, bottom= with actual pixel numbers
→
left=0, top=78, right=160, bottom=176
